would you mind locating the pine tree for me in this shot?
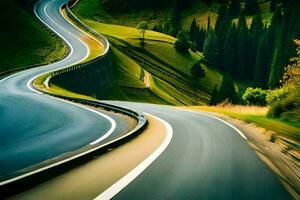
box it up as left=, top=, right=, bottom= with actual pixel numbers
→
left=203, top=29, right=219, bottom=67
left=196, top=28, right=206, bottom=51
left=247, top=14, right=263, bottom=81
left=215, top=5, right=231, bottom=46
left=189, top=19, right=198, bottom=42
left=245, top=0, right=259, bottom=15
left=270, top=0, right=277, bottom=12
left=254, top=31, right=271, bottom=87
left=222, top=23, right=238, bottom=74
left=234, top=12, right=249, bottom=80
left=207, top=16, right=211, bottom=33
left=210, top=85, right=219, bottom=105
left=174, top=31, right=191, bottom=53
left=268, top=5, right=300, bottom=88
left=217, top=74, right=238, bottom=103
left=229, top=0, right=241, bottom=17
left=215, top=5, right=231, bottom=69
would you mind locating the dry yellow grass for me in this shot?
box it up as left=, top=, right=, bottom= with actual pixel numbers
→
left=189, top=104, right=268, bottom=116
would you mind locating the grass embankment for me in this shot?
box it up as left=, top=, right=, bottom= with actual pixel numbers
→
left=0, top=0, right=67, bottom=73
left=192, top=105, right=300, bottom=143
left=71, top=1, right=224, bottom=105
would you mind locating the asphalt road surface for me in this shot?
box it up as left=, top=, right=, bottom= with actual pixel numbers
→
left=0, top=0, right=126, bottom=182
left=104, top=101, right=292, bottom=200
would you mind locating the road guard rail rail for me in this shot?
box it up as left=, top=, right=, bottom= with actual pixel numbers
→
left=0, top=1, right=148, bottom=198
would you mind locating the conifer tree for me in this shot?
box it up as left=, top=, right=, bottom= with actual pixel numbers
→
left=189, top=19, right=198, bottom=42
left=245, top=0, right=259, bottom=15
left=235, top=12, right=248, bottom=80
left=217, top=74, right=238, bottom=103
left=270, top=0, right=277, bottom=12
left=222, top=23, right=237, bottom=73
left=203, top=29, right=219, bottom=67
left=247, top=14, right=263, bottom=80
left=229, top=0, right=241, bottom=17
left=215, top=5, right=231, bottom=68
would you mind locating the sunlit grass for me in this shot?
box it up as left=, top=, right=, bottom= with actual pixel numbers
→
left=196, top=105, right=268, bottom=116
left=189, top=105, right=300, bottom=143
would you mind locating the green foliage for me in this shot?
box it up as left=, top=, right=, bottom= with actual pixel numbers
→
left=217, top=74, right=238, bottom=104
left=203, top=29, right=219, bottom=67
left=189, top=19, right=206, bottom=52
left=0, top=0, right=66, bottom=72
left=242, top=87, right=267, bottom=106
left=268, top=43, right=300, bottom=122
left=174, top=31, right=191, bottom=53
left=222, top=23, right=237, bottom=73
left=268, top=5, right=300, bottom=88
left=270, top=0, right=277, bottom=12
left=209, top=85, right=218, bottom=105
left=244, top=0, right=259, bottom=15
left=137, top=21, right=149, bottom=45
left=266, top=88, right=289, bottom=105
left=191, top=61, right=205, bottom=80
left=267, top=88, right=300, bottom=122
left=229, top=0, right=241, bottom=17
left=102, top=0, right=176, bottom=12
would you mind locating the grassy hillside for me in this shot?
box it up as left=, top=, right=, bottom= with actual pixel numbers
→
left=81, top=19, right=223, bottom=105
left=0, top=0, right=66, bottom=73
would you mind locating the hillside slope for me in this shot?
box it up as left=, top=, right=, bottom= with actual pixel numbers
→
left=72, top=0, right=224, bottom=105
left=0, top=0, right=66, bottom=73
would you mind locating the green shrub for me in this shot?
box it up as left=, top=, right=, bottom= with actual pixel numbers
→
left=267, top=87, right=300, bottom=122
left=266, top=88, right=289, bottom=105
left=242, top=87, right=267, bottom=106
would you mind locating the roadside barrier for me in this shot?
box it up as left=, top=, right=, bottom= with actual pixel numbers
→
left=0, top=1, right=148, bottom=198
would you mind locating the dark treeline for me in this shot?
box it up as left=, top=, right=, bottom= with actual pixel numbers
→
left=189, top=0, right=300, bottom=89
left=103, top=0, right=196, bottom=36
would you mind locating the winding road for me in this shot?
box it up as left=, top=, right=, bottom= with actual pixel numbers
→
left=0, top=0, right=126, bottom=182
left=0, top=0, right=294, bottom=199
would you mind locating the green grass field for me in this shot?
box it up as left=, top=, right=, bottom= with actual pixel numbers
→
left=80, top=18, right=223, bottom=105
left=0, top=0, right=66, bottom=72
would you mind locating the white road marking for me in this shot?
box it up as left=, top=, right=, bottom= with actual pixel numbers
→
left=180, top=108, right=248, bottom=140
left=0, top=73, right=18, bottom=83
left=31, top=0, right=116, bottom=143
left=0, top=0, right=117, bottom=186
left=94, top=113, right=173, bottom=200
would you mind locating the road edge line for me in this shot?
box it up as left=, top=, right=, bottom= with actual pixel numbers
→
left=94, top=113, right=173, bottom=200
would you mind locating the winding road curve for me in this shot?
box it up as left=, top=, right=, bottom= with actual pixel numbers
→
left=0, top=0, right=123, bottom=182
left=0, top=0, right=294, bottom=199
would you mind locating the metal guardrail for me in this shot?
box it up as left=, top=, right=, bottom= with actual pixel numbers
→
left=0, top=1, right=148, bottom=197
left=46, top=3, right=111, bottom=90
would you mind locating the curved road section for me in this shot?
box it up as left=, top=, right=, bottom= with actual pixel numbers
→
left=0, top=0, right=123, bottom=182
left=100, top=102, right=292, bottom=200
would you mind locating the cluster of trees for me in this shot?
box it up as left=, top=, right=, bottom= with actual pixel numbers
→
left=196, top=0, right=300, bottom=89
left=242, top=39, right=300, bottom=122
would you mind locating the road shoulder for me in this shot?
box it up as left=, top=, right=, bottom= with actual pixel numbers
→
left=10, top=114, right=167, bottom=200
